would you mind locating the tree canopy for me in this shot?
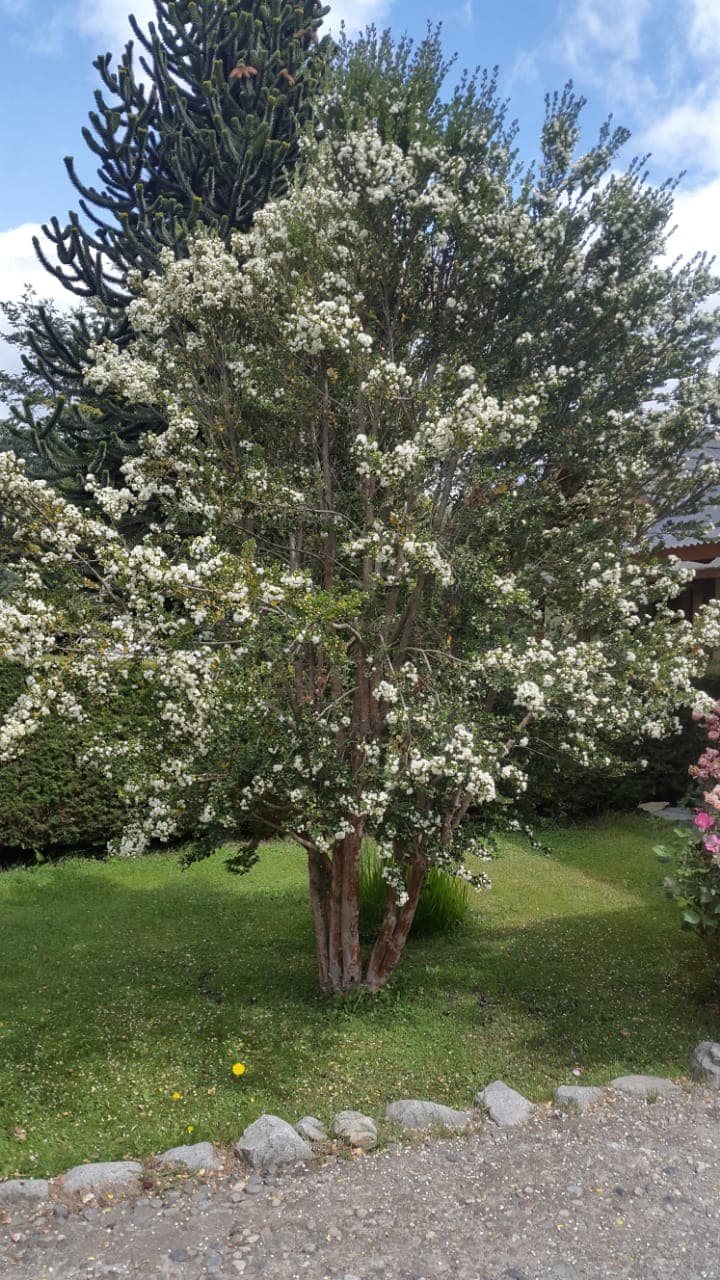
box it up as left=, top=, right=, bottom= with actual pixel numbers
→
left=2, top=0, right=331, bottom=484
left=2, top=31, right=720, bottom=993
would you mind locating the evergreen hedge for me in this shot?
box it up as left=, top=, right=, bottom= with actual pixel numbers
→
left=0, top=663, right=130, bottom=858
left=1, top=656, right=715, bottom=855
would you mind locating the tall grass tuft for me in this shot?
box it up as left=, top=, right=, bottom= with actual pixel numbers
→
left=359, top=844, right=471, bottom=939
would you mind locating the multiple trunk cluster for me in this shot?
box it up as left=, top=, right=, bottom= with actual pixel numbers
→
left=307, top=832, right=429, bottom=995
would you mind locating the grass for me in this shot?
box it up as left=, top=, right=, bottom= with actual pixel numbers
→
left=0, top=814, right=717, bottom=1179
left=359, top=845, right=471, bottom=938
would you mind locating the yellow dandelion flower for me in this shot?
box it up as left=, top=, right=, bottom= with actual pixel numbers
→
left=171, top=1091, right=182, bottom=1101
left=231, top=1062, right=246, bottom=1077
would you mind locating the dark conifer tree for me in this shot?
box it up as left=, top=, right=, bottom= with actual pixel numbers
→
left=4, top=0, right=331, bottom=483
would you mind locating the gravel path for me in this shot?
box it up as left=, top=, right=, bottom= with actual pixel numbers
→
left=1, top=1088, right=719, bottom=1280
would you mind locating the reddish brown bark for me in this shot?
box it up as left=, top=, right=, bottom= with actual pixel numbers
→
left=307, top=845, right=332, bottom=993
left=307, top=832, right=427, bottom=995
left=363, top=849, right=428, bottom=993
left=307, top=827, right=364, bottom=995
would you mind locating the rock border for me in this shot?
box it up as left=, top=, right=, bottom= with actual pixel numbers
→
left=0, top=1043, right=717, bottom=1217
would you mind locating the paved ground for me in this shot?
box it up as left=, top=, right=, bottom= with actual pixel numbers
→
left=1, top=1088, right=719, bottom=1280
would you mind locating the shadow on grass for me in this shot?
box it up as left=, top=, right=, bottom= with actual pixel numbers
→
left=3, top=852, right=715, bottom=1075
left=534, top=812, right=689, bottom=903
left=403, top=905, right=717, bottom=1074
left=2, top=845, right=718, bottom=1178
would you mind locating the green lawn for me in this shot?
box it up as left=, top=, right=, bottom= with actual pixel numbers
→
left=1, top=815, right=717, bottom=1179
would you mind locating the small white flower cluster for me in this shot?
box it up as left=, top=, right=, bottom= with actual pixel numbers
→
left=286, top=298, right=373, bottom=358
left=86, top=344, right=160, bottom=403
left=514, top=680, right=545, bottom=713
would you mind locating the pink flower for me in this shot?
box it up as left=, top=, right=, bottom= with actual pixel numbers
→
left=690, top=748, right=720, bottom=782
left=703, top=787, right=720, bottom=810
left=703, top=833, right=720, bottom=854
left=694, top=810, right=714, bottom=832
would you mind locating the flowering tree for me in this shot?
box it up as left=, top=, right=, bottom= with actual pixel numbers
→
left=2, top=51, right=720, bottom=993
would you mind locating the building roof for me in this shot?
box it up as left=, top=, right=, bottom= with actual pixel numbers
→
left=649, top=437, right=720, bottom=550
left=653, top=504, right=720, bottom=549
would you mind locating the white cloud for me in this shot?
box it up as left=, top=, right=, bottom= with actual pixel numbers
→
left=0, top=224, right=73, bottom=379
left=6, top=0, right=157, bottom=57
left=75, top=1, right=393, bottom=48
left=323, top=1, right=392, bottom=35
left=72, top=0, right=157, bottom=50
left=559, top=0, right=651, bottom=73
left=644, top=87, right=720, bottom=174
left=635, top=5, right=720, bottom=181
left=521, top=0, right=658, bottom=111
left=668, top=177, right=720, bottom=266
left=0, top=224, right=70, bottom=309
left=71, top=1, right=398, bottom=56
left=5, top=0, right=396, bottom=60
left=688, top=0, right=720, bottom=56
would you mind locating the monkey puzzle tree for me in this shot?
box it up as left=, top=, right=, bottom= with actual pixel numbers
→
left=2, top=35, right=720, bottom=993
left=3, top=0, right=331, bottom=482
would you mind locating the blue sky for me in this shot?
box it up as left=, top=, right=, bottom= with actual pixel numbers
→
left=0, top=0, right=719, bottom=315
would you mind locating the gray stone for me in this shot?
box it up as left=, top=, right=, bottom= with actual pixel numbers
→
left=0, top=1178, right=50, bottom=1205
left=332, top=1110, right=378, bottom=1150
left=656, top=806, right=693, bottom=823
left=555, top=1085, right=604, bottom=1113
left=295, top=1116, right=328, bottom=1142
left=384, top=1099, right=472, bottom=1131
left=156, top=1141, right=222, bottom=1172
left=690, top=1040, right=720, bottom=1088
left=611, top=1075, right=682, bottom=1098
left=62, top=1162, right=143, bottom=1196
left=475, top=1080, right=534, bottom=1126
left=235, top=1115, right=315, bottom=1170
left=638, top=801, right=669, bottom=813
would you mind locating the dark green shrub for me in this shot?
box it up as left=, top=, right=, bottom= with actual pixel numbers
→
left=359, top=844, right=471, bottom=939
left=0, top=663, right=134, bottom=859
left=519, top=677, right=720, bottom=824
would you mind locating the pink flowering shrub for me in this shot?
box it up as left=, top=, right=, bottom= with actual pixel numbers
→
left=658, top=700, right=720, bottom=961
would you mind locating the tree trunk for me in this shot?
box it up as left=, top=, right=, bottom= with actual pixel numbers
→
left=307, top=828, right=363, bottom=994
left=308, top=833, right=427, bottom=995
left=363, top=848, right=428, bottom=993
